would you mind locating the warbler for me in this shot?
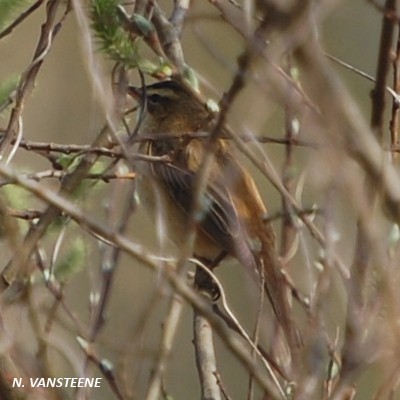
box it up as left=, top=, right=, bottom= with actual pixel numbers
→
left=129, top=79, right=298, bottom=349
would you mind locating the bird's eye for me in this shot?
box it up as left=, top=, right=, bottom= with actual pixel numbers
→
left=147, top=94, right=163, bottom=104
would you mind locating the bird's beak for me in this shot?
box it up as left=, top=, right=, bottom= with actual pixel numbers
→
left=127, top=86, right=143, bottom=103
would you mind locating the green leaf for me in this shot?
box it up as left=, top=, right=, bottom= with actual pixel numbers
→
left=89, top=159, right=108, bottom=175
left=1, top=184, right=30, bottom=210
left=183, top=66, right=199, bottom=92
left=0, top=0, right=34, bottom=31
left=131, top=13, right=154, bottom=37
left=53, top=238, right=86, bottom=282
left=72, top=159, right=107, bottom=198
left=0, top=75, right=19, bottom=114
left=56, top=153, right=82, bottom=170
left=48, top=214, right=69, bottom=232
left=90, top=0, right=139, bottom=66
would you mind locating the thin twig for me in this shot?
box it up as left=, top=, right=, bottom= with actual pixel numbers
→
left=81, top=178, right=137, bottom=394
left=169, top=0, right=190, bottom=34
left=280, top=53, right=298, bottom=295
left=1, top=0, right=70, bottom=160
left=247, top=260, right=265, bottom=400
left=77, top=337, right=126, bottom=400
left=192, top=259, right=289, bottom=398
left=339, top=0, right=397, bottom=395
left=325, top=51, right=400, bottom=103
left=145, top=294, right=184, bottom=400
left=1, top=122, right=113, bottom=288
left=193, top=293, right=221, bottom=400
left=0, top=0, right=45, bottom=40
left=389, top=22, right=400, bottom=159
left=0, top=170, right=137, bottom=187
left=0, top=162, right=286, bottom=400
left=151, top=2, right=185, bottom=72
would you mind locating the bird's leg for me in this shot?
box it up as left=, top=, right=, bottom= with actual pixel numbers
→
left=193, top=251, right=227, bottom=301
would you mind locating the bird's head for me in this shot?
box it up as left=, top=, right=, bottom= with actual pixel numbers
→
left=128, top=80, right=210, bottom=134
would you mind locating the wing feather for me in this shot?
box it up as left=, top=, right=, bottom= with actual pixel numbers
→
left=151, top=160, right=241, bottom=252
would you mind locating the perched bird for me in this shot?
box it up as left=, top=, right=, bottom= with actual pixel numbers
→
left=128, top=79, right=298, bottom=349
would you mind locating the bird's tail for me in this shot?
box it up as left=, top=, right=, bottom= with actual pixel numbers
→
left=232, top=226, right=301, bottom=352
left=258, top=242, right=301, bottom=352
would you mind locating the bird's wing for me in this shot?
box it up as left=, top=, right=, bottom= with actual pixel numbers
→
left=152, top=139, right=243, bottom=254
left=151, top=158, right=242, bottom=255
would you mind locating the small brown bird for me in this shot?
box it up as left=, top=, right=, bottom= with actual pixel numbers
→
left=128, top=79, right=298, bottom=349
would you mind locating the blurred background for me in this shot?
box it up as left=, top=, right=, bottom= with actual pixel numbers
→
left=0, top=1, right=392, bottom=399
